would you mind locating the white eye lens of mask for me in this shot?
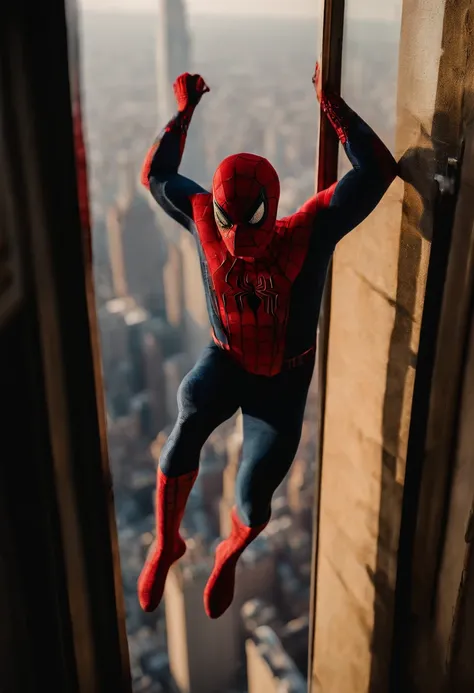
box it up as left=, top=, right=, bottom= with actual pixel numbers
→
left=249, top=201, right=265, bottom=225
left=214, top=201, right=232, bottom=229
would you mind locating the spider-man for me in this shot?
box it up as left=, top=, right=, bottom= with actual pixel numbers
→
left=138, top=63, right=398, bottom=619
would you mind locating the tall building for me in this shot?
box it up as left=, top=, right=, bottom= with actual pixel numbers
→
left=155, top=0, right=208, bottom=185
left=309, top=4, right=474, bottom=691
left=142, top=329, right=168, bottom=435
left=162, top=240, right=184, bottom=328
left=162, top=352, right=190, bottom=420
left=106, top=206, right=128, bottom=299
left=156, top=0, right=190, bottom=130
left=219, top=414, right=243, bottom=537
left=99, top=297, right=135, bottom=373
left=287, top=459, right=305, bottom=515
left=106, top=153, right=168, bottom=318
left=286, top=457, right=314, bottom=532
left=264, top=121, right=287, bottom=175
left=98, top=297, right=168, bottom=438
left=245, top=627, right=306, bottom=693
left=164, top=561, right=239, bottom=693
left=179, top=232, right=210, bottom=360
left=234, top=542, right=277, bottom=626
left=155, top=0, right=210, bottom=360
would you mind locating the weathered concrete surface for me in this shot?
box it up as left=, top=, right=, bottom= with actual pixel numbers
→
left=410, top=93, right=474, bottom=693
left=441, top=292, right=474, bottom=691
left=312, top=0, right=449, bottom=690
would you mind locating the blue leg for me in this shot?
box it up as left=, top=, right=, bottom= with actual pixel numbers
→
left=160, top=343, right=241, bottom=477
left=236, top=361, right=315, bottom=527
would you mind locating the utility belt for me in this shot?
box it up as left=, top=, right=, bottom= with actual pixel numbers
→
left=282, top=345, right=316, bottom=370
left=211, top=330, right=316, bottom=373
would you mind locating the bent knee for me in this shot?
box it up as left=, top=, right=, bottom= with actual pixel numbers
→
left=173, top=394, right=217, bottom=442
left=177, top=369, right=218, bottom=416
left=177, top=373, right=199, bottom=413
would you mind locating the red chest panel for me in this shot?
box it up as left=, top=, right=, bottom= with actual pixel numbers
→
left=191, top=193, right=313, bottom=376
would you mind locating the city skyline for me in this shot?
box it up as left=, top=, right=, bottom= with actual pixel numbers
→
left=79, top=0, right=399, bottom=21
left=83, top=7, right=322, bottom=690
left=80, top=0, right=318, bottom=17
left=81, top=4, right=401, bottom=691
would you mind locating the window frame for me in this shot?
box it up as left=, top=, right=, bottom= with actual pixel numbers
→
left=1, top=1, right=132, bottom=691
left=307, top=0, right=346, bottom=688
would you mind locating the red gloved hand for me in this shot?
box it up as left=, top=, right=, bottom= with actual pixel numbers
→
left=173, top=72, right=210, bottom=112
left=312, top=61, right=323, bottom=103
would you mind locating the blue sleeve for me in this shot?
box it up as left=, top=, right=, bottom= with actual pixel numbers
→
left=149, top=173, right=206, bottom=233
left=141, top=107, right=208, bottom=233
left=320, top=93, right=399, bottom=244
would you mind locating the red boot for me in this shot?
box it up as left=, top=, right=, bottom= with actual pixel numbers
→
left=138, top=467, right=197, bottom=612
left=204, top=507, right=268, bottom=619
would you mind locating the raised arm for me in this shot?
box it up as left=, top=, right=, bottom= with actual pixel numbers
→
left=140, top=73, right=210, bottom=232
left=299, top=62, right=398, bottom=243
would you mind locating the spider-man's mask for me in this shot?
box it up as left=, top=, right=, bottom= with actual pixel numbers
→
left=212, top=153, right=280, bottom=259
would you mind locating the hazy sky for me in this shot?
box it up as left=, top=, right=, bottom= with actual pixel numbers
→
left=79, top=0, right=400, bottom=21
left=79, top=0, right=317, bottom=15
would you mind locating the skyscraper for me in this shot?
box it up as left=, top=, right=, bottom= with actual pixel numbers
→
left=162, top=240, right=184, bottom=328
left=165, top=562, right=239, bottom=693
left=155, top=0, right=208, bottom=185
left=155, top=0, right=210, bottom=360
left=246, top=627, right=307, bottom=693
left=156, top=0, right=190, bottom=128
left=219, top=414, right=243, bottom=537
left=106, top=153, right=168, bottom=318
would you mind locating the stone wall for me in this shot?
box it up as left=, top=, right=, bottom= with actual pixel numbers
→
left=311, top=1, right=450, bottom=690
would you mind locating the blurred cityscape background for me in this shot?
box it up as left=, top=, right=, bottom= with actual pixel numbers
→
left=79, top=2, right=400, bottom=691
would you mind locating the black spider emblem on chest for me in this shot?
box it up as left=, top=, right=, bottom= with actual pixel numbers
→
left=233, top=273, right=279, bottom=316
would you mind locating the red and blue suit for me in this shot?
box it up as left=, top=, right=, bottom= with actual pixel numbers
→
left=138, top=69, right=398, bottom=619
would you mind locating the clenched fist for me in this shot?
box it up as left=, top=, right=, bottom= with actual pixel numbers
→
left=173, top=72, right=210, bottom=112
left=312, top=61, right=322, bottom=103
